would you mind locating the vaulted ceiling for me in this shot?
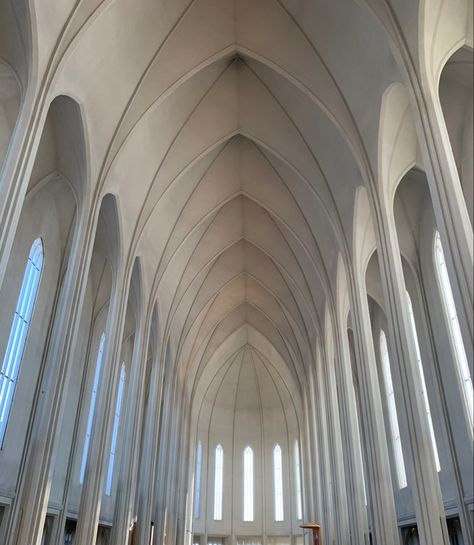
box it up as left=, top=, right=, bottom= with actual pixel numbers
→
left=2, top=0, right=428, bottom=400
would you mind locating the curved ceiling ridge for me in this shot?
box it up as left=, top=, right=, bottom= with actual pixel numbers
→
left=31, top=0, right=408, bottom=397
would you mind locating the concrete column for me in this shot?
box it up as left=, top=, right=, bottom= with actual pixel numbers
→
left=349, top=273, right=399, bottom=545
left=313, top=344, right=336, bottom=543
left=164, top=378, right=183, bottom=545
left=308, top=364, right=323, bottom=523
left=333, top=318, right=369, bottom=545
left=174, top=400, right=189, bottom=545
left=302, top=391, right=315, bottom=520
left=75, top=264, right=131, bottom=545
left=153, top=354, right=174, bottom=544
left=376, top=202, right=449, bottom=545
left=136, top=347, right=166, bottom=545
left=413, top=83, right=473, bottom=355
left=176, top=405, right=193, bottom=545
left=0, top=88, right=46, bottom=288
left=320, top=325, right=350, bottom=545
left=2, top=205, right=96, bottom=545
left=111, top=307, right=152, bottom=545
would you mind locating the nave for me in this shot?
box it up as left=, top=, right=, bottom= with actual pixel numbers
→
left=0, top=1, right=472, bottom=545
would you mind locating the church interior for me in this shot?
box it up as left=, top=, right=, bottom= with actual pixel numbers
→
left=0, top=1, right=472, bottom=544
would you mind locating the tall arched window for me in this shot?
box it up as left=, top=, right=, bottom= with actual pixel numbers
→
left=0, top=238, right=44, bottom=446
left=243, top=446, right=254, bottom=521
left=214, top=444, right=224, bottom=520
left=273, top=444, right=284, bottom=521
left=406, top=291, right=441, bottom=471
left=434, top=231, right=473, bottom=428
left=194, top=440, right=203, bottom=519
left=294, top=440, right=303, bottom=520
left=379, top=330, right=407, bottom=488
left=105, top=362, right=126, bottom=495
left=80, top=333, right=105, bottom=483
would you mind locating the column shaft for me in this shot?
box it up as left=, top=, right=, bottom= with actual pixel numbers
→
left=349, top=275, right=399, bottom=545
left=333, top=318, right=369, bottom=545
left=74, top=266, right=130, bottom=545
left=376, top=204, right=449, bottom=545
left=111, top=311, right=151, bottom=544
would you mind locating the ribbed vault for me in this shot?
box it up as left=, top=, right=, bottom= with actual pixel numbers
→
left=10, top=0, right=413, bottom=409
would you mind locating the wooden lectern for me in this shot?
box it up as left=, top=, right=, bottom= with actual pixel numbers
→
left=300, top=523, right=322, bottom=545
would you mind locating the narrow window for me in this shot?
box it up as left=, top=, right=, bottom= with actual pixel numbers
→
left=80, top=333, right=105, bottom=483
left=380, top=330, right=407, bottom=488
left=105, top=362, right=126, bottom=495
left=0, top=238, right=44, bottom=446
left=214, top=444, right=224, bottom=520
left=194, top=441, right=203, bottom=518
left=406, top=292, right=441, bottom=472
left=434, top=231, right=473, bottom=428
left=243, top=446, right=254, bottom=521
left=294, top=440, right=303, bottom=520
left=273, top=444, right=284, bottom=521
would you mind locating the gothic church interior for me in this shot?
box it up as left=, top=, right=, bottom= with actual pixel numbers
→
left=0, top=1, right=472, bottom=545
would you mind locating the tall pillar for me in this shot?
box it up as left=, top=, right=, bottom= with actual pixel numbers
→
left=413, top=82, right=473, bottom=352
left=0, top=89, right=45, bottom=288
left=111, top=308, right=152, bottom=545
left=349, top=272, right=399, bottom=545
left=136, top=346, right=166, bottom=545
left=320, top=322, right=351, bottom=545
left=74, top=264, right=131, bottom=545
left=333, top=317, right=369, bottom=545
left=375, top=201, right=449, bottom=545
left=313, top=344, right=336, bottom=543
left=308, top=364, right=323, bottom=523
left=302, top=391, right=315, bottom=521
left=153, top=354, right=174, bottom=545
left=2, top=206, right=97, bottom=545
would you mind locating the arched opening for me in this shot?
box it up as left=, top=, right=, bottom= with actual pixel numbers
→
left=0, top=93, right=83, bottom=545
left=364, top=251, right=416, bottom=523
left=391, top=166, right=474, bottom=541
left=49, top=192, right=121, bottom=544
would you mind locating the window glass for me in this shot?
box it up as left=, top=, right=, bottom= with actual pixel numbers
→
left=434, top=231, right=473, bottom=429
left=0, top=238, right=44, bottom=446
left=273, top=444, right=284, bottom=521
left=406, top=292, right=441, bottom=472
left=380, top=330, right=408, bottom=488
left=80, top=333, right=105, bottom=483
left=294, top=440, right=303, bottom=520
left=194, top=441, right=203, bottom=518
left=105, top=363, right=126, bottom=495
left=214, top=444, right=224, bottom=520
left=243, top=446, right=254, bottom=522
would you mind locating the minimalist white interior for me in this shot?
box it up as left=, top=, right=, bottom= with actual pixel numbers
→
left=0, top=1, right=472, bottom=545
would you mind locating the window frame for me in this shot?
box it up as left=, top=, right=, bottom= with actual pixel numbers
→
left=213, top=444, right=224, bottom=521
left=80, top=332, right=106, bottom=484
left=105, top=362, right=126, bottom=495
left=243, top=445, right=254, bottom=522
left=0, top=238, right=44, bottom=447
left=433, top=231, right=473, bottom=430
left=379, top=329, right=408, bottom=489
left=273, top=444, right=284, bottom=522
left=194, top=440, right=203, bottom=519
left=405, top=291, right=441, bottom=472
left=293, top=440, right=303, bottom=520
